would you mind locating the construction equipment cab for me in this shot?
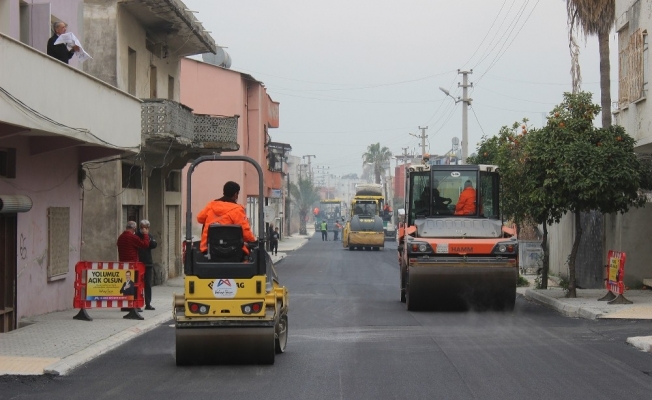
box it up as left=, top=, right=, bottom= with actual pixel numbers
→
left=398, top=163, right=518, bottom=311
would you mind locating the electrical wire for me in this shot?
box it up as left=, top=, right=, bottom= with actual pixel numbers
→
left=470, top=105, right=487, bottom=137
left=0, top=86, right=141, bottom=150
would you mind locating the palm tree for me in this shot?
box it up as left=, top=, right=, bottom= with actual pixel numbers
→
left=567, top=0, right=615, bottom=128
left=290, top=177, right=321, bottom=235
left=362, top=143, right=392, bottom=184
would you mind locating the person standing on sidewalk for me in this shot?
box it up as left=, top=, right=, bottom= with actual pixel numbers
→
left=320, top=220, right=328, bottom=241
left=270, top=227, right=279, bottom=255
left=117, top=221, right=150, bottom=312
left=137, top=219, right=157, bottom=311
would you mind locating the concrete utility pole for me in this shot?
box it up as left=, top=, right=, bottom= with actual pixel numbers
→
left=458, top=70, right=473, bottom=163
left=439, top=70, right=473, bottom=164
left=409, top=127, right=428, bottom=159
left=302, top=155, right=316, bottom=181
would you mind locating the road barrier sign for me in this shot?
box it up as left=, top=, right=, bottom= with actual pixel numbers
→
left=73, top=261, right=146, bottom=321
left=598, top=250, right=632, bottom=305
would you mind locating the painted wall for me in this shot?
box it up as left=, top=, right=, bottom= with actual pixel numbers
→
left=0, top=137, right=82, bottom=319
left=0, top=0, right=84, bottom=69
left=179, top=58, right=281, bottom=238
left=0, top=32, right=141, bottom=149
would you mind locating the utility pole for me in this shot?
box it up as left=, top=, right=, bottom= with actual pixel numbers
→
left=303, top=155, right=316, bottom=181
left=409, top=127, right=428, bottom=159
left=458, top=70, right=473, bottom=163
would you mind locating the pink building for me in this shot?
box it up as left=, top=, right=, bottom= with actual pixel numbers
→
left=180, top=58, right=286, bottom=239
left=0, top=0, right=141, bottom=331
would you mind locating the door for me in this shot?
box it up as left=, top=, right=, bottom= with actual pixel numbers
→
left=0, top=214, right=17, bottom=333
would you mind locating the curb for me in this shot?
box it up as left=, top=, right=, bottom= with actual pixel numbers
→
left=43, top=312, right=171, bottom=376
left=523, top=289, right=601, bottom=320
left=627, top=336, right=652, bottom=352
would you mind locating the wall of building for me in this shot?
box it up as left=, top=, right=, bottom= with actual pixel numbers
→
left=180, top=59, right=273, bottom=238
left=605, top=206, right=652, bottom=287
left=116, top=6, right=179, bottom=98
left=0, top=136, right=81, bottom=319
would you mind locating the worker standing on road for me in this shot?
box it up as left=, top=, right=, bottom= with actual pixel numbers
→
left=320, top=220, right=328, bottom=241
left=334, top=221, right=342, bottom=241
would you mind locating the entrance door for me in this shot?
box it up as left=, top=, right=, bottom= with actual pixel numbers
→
left=0, top=214, right=17, bottom=332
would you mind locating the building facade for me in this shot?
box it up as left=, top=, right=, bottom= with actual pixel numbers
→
left=0, top=0, right=141, bottom=331
left=179, top=57, right=286, bottom=241
left=79, top=0, right=237, bottom=283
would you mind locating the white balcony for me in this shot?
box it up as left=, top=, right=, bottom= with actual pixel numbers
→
left=0, top=32, right=141, bottom=161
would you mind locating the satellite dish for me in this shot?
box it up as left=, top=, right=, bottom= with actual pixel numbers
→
left=201, top=48, right=232, bottom=69
left=452, top=137, right=460, bottom=146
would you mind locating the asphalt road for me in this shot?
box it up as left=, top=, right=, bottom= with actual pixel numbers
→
left=2, top=233, right=652, bottom=400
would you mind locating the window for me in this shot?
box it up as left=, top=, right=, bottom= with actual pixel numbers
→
left=121, top=162, right=142, bottom=189
left=0, top=148, right=16, bottom=178
left=479, top=172, right=500, bottom=219
left=149, top=65, right=157, bottom=98
left=619, top=29, right=647, bottom=108
left=165, top=170, right=180, bottom=192
left=168, top=75, right=174, bottom=100
left=128, top=47, right=136, bottom=96
left=47, top=207, right=69, bottom=281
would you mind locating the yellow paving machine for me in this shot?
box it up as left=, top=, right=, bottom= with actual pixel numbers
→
left=174, top=155, right=288, bottom=365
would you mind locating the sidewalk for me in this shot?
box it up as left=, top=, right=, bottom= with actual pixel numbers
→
left=0, top=232, right=312, bottom=376
left=518, top=275, right=652, bottom=352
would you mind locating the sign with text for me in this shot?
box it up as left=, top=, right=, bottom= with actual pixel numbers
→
left=606, top=250, right=626, bottom=295
left=86, top=269, right=136, bottom=300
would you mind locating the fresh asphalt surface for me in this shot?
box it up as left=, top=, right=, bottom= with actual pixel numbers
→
left=2, top=233, right=652, bottom=400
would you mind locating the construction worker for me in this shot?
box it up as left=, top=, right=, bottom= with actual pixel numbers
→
left=197, top=181, right=256, bottom=255
left=320, top=220, right=328, bottom=241
left=454, top=180, right=477, bottom=215
left=334, top=220, right=342, bottom=241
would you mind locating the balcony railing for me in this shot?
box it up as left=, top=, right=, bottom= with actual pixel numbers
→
left=193, top=115, right=239, bottom=151
left=141, top=99, right=194, bottom=141
left=141, top=100, right=239, bottom=152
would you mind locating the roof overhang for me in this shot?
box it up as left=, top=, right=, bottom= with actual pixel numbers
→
left=121, top=0, right=217, bottom=57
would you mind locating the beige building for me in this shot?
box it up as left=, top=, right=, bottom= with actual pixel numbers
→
left=80, top=0, right=238, bottom=282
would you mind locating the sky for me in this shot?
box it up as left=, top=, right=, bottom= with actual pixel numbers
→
left=183, top=0, right=616, bottom=177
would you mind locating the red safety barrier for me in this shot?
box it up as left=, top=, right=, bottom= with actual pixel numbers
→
left=73, top=261, right=146, bottom=321
left=598, top=250, right=632, bottom=305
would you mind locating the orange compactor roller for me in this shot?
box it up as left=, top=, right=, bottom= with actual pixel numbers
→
left=397, top=161, right=518, bottom=311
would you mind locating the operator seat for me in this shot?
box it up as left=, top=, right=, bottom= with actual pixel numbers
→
left=208, top=224, right=244, bottom=262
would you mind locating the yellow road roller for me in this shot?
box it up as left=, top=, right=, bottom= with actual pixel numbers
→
left=174, top=155, right=288, bottom=365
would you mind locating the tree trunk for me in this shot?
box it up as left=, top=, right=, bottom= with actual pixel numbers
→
left=567, top=212, right=583, bottom=298
left=599, top=29, right=611, bottom=128
left=540, top=224, right=549, bottom=289
left=299, top=211, right=307, bottom=235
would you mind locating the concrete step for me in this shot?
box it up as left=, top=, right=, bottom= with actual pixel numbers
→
left=643, top=278, right=652, bottom=288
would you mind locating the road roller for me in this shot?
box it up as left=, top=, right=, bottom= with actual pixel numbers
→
left=174, top=155, right=288, bottom=365
left=397, top=159, right=518, bottom=311
left=342, top=183, right=385, bottom=251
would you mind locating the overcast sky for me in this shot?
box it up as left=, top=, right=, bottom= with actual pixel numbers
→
left=183, top=0, right=615, bottom=176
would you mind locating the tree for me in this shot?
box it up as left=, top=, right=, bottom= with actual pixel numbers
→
left=566, top=0, right=615, bottom=128
left=541, top=92, right=644, bottom=297
left=290, top=177, right=321, bottom=235
left=470, top=93, right=646, bottom=296
left=362, top=143, right=392, bottom=184
left=341, top=173, right=359, bottom=180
